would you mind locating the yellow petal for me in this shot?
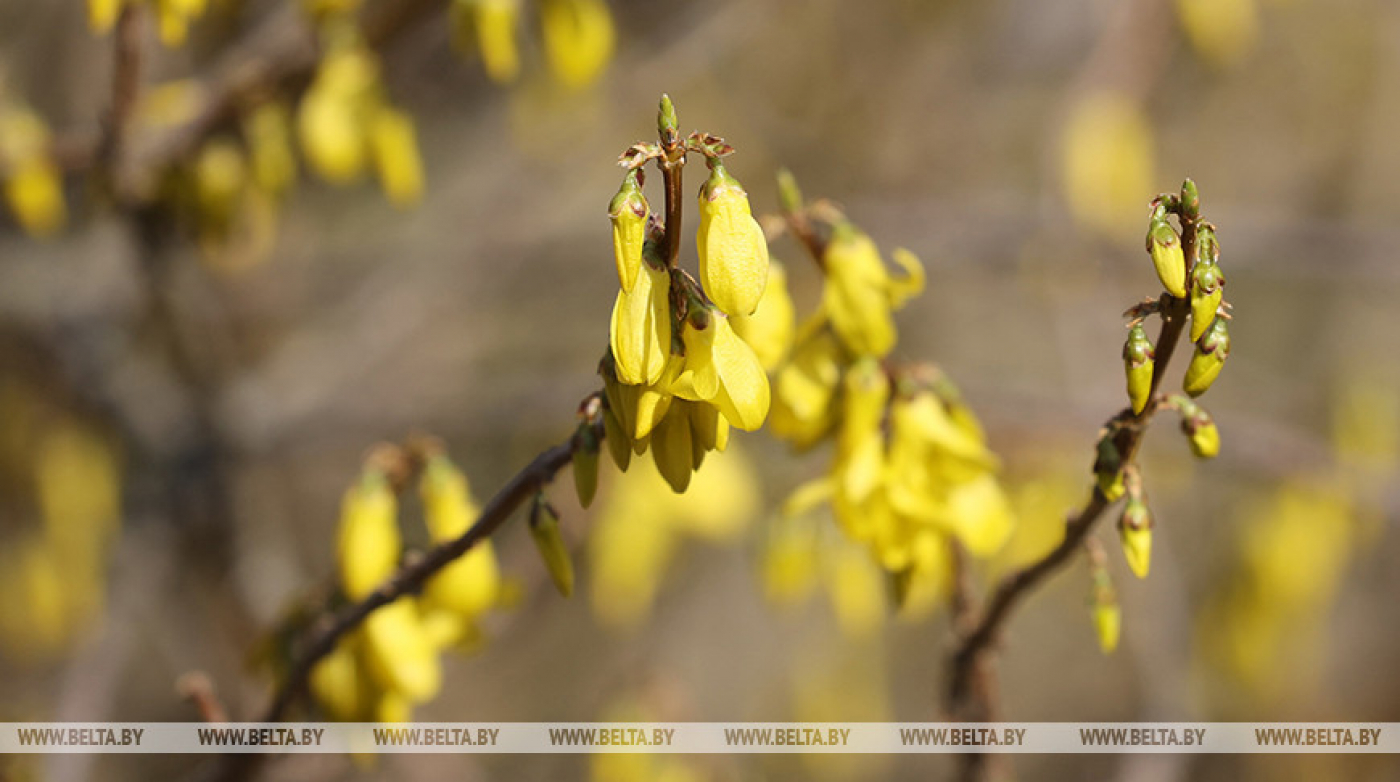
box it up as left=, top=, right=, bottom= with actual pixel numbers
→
left=730, top=259, right=796, bottom=371
left=709, top=317, right=771, bottom=431
left=361, top=599, right=442, bottom=703
left=697, top=167, right=769, bottom=316
left=336, top=473, right=401, bottom=601
left=609, top=263, right=672, bottom=385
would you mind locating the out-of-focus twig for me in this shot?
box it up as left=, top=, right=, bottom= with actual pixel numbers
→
left=177, top=672, right=230, bottom=723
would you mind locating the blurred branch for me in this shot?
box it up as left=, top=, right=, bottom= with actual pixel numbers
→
left=204, top=408, right=601, bottom=782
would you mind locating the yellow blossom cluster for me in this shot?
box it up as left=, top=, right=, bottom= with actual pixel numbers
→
left=766, top=184, right=1013, bottom=606
left=310, top=453, right=503, bottom=721
left=600, top=131, right=774, bottom=495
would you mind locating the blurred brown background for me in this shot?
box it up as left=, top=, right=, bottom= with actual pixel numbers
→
left=1, top=0, right=1398, bottom=780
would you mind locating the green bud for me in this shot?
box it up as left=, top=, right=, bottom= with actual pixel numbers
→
left=1180, top=178, right=1200, bottom=220
left=1189, top=258, right=1225, bottom=342
left=1146, top=220, right=1187, bottom=298
left=529, top=497, right=574, bottom=598
left=572, top=423, right=600, bottom=508
left=1118, top=497, right=1153, bottom=579
left=1122, top=323, right=1156, bottom=415
left=657, top=94, right=678, bottom=142
left=776, top=168, right=804, bottom=215
left=1183, top=317, right=1230, bottom=397
left=1090, top=567, right=1119, bottom=654
left=1172, top=396, right=1220, bottom=459
left=1093, top=435, right=1126, bottom=502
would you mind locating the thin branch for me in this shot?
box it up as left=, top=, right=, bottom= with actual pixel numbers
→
left=96, top=2, right=143, bottom=190
left=945, top=215, right=1199, bottom=731
left=260, top=417, right=598, bottom=724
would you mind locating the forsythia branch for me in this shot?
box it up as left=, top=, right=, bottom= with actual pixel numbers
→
left=262, top=413, right=602, bottom=725
left=945, top=212, right=1199, bottom=773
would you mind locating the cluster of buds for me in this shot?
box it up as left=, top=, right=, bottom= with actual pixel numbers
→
left=597, top=97, right=776, bottom=494
left=447, top=0, right=615, bottom=89
left=0, top=103, right=66, bottom=238
left=310, top=445, right=503, bottom=721
left=767, top=171, right=1011, bottom=606
left=1096, top=179, right=1232, bottom=599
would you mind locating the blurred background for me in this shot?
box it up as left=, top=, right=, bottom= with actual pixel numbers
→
left=1, top=0, right=1398, bottom=780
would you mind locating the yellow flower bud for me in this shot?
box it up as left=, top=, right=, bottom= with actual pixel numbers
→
left=608, top=170, right=648, bottom=292
left=529, top=498, right=575, bottom=597
left=770, top=322, right=843, bottom=448
left=539, top=0, right=615, bottom=90
left=1189, top=259, right=1225, bottom=342
left=1122, top=323, right=1156, bottom=415
left=297, top=47, right=377, bottom=183
left=686, top=397, right=729, bottom=455
left=361, top=599, right=442, bottom=703
left=4, top=158, right=66, bottom=238
left=679, top=310, right=771, bottom=431
left=369, top=107, right=424, bottom=208
left=696, top=162, right=769, bottom=317
left=729, top=259, right=796, bottom=371
left=1093, top=599, right=1121, bottom=654
left=336, top=472, right=401, bottom=601
left=1174, top=396, right=1221, bottom=459
left=836, top=359, right=889, bottom=505
left=1183, top=317, right=1230, bottom=397
left=1189, top=419, right=1220, bottom=458
left=823, top=224, right=896, bottom=357
left=471, top=0, right=521, bottom=84
left=609, top=262, right=672, bottom=386
left=1146, top=220, right=1188, bottom=298
left=1119, top=497, right=1153, bottom=579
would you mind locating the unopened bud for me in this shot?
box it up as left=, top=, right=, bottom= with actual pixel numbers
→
left=1172, top=395, right=1220, bottom=459
left=601, top=404, right=631, bottom=471
left=1122, top=323, right=1156, bottom=415
left=608, top=169, right=649, bottom=292
left=776, top=168, right=804, bottom=215
left=1090, top=568, right=1120, bottom=655
left=1118, top=497, right=1153, bottom=579
left=1093, top=435, right=1126, bottom=502
left=1146, top=219, right=1187, bottom=298
left=529, top=497, right=574, bottom=597
left=657, top=94, right=678, bottom=143
left=1189, top=258, right=1225, bottom=342
left=1183, top=317, right=1230, bottom=397
left=1180, top=178, right=1200, bottom=220
left=572, top=423, right=600, bottom=508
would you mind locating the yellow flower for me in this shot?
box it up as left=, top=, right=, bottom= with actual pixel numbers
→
left=0, top=108, right=66, bottom=238
left=1177, top=0, right=1259, bottom=69
left=770, top=319, right=844, bottom=448
left=193, top=139, right=247, bottom=230
left=539, top=0, right=615, bottom=90
left=369, top=106, right=425, bottom=207
left=608, top=169, right=648, bottom=292
left=88, top=0, right=124, bottom=33
left=297, top=46, right=378, bottom=183
left=835, top=358, right=888, bottom=506
left=649, top=402, right=695, bottom=492
left=470, top=0, right=521, bottom=84
left=944, top=473, right=1014, bottom=557
left=336, top=472, right=401, bottom=601
left=1094, top=600, right=1121, bottom=654
left=610, top=263, right=672, bottom=386
left=309, top=638, right=376, bottom=721
left=822, top=224, right=896, bottom=357
left=361, top=598, right=442, bottom=703
left=679, top=310, right=771, bottom=431
left=730, top=259, right=796, bottom=371
left=696, top=162, right=769, bottom=317
left=419, top=457, right=500, bottom=619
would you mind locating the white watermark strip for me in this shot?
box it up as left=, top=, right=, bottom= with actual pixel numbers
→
left=0, top=723, right=1395, bottom=754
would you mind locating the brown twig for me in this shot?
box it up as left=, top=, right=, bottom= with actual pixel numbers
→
left=177, top=672, right=230, bottom=723
left=945, top=211, right=1200, bottom=770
